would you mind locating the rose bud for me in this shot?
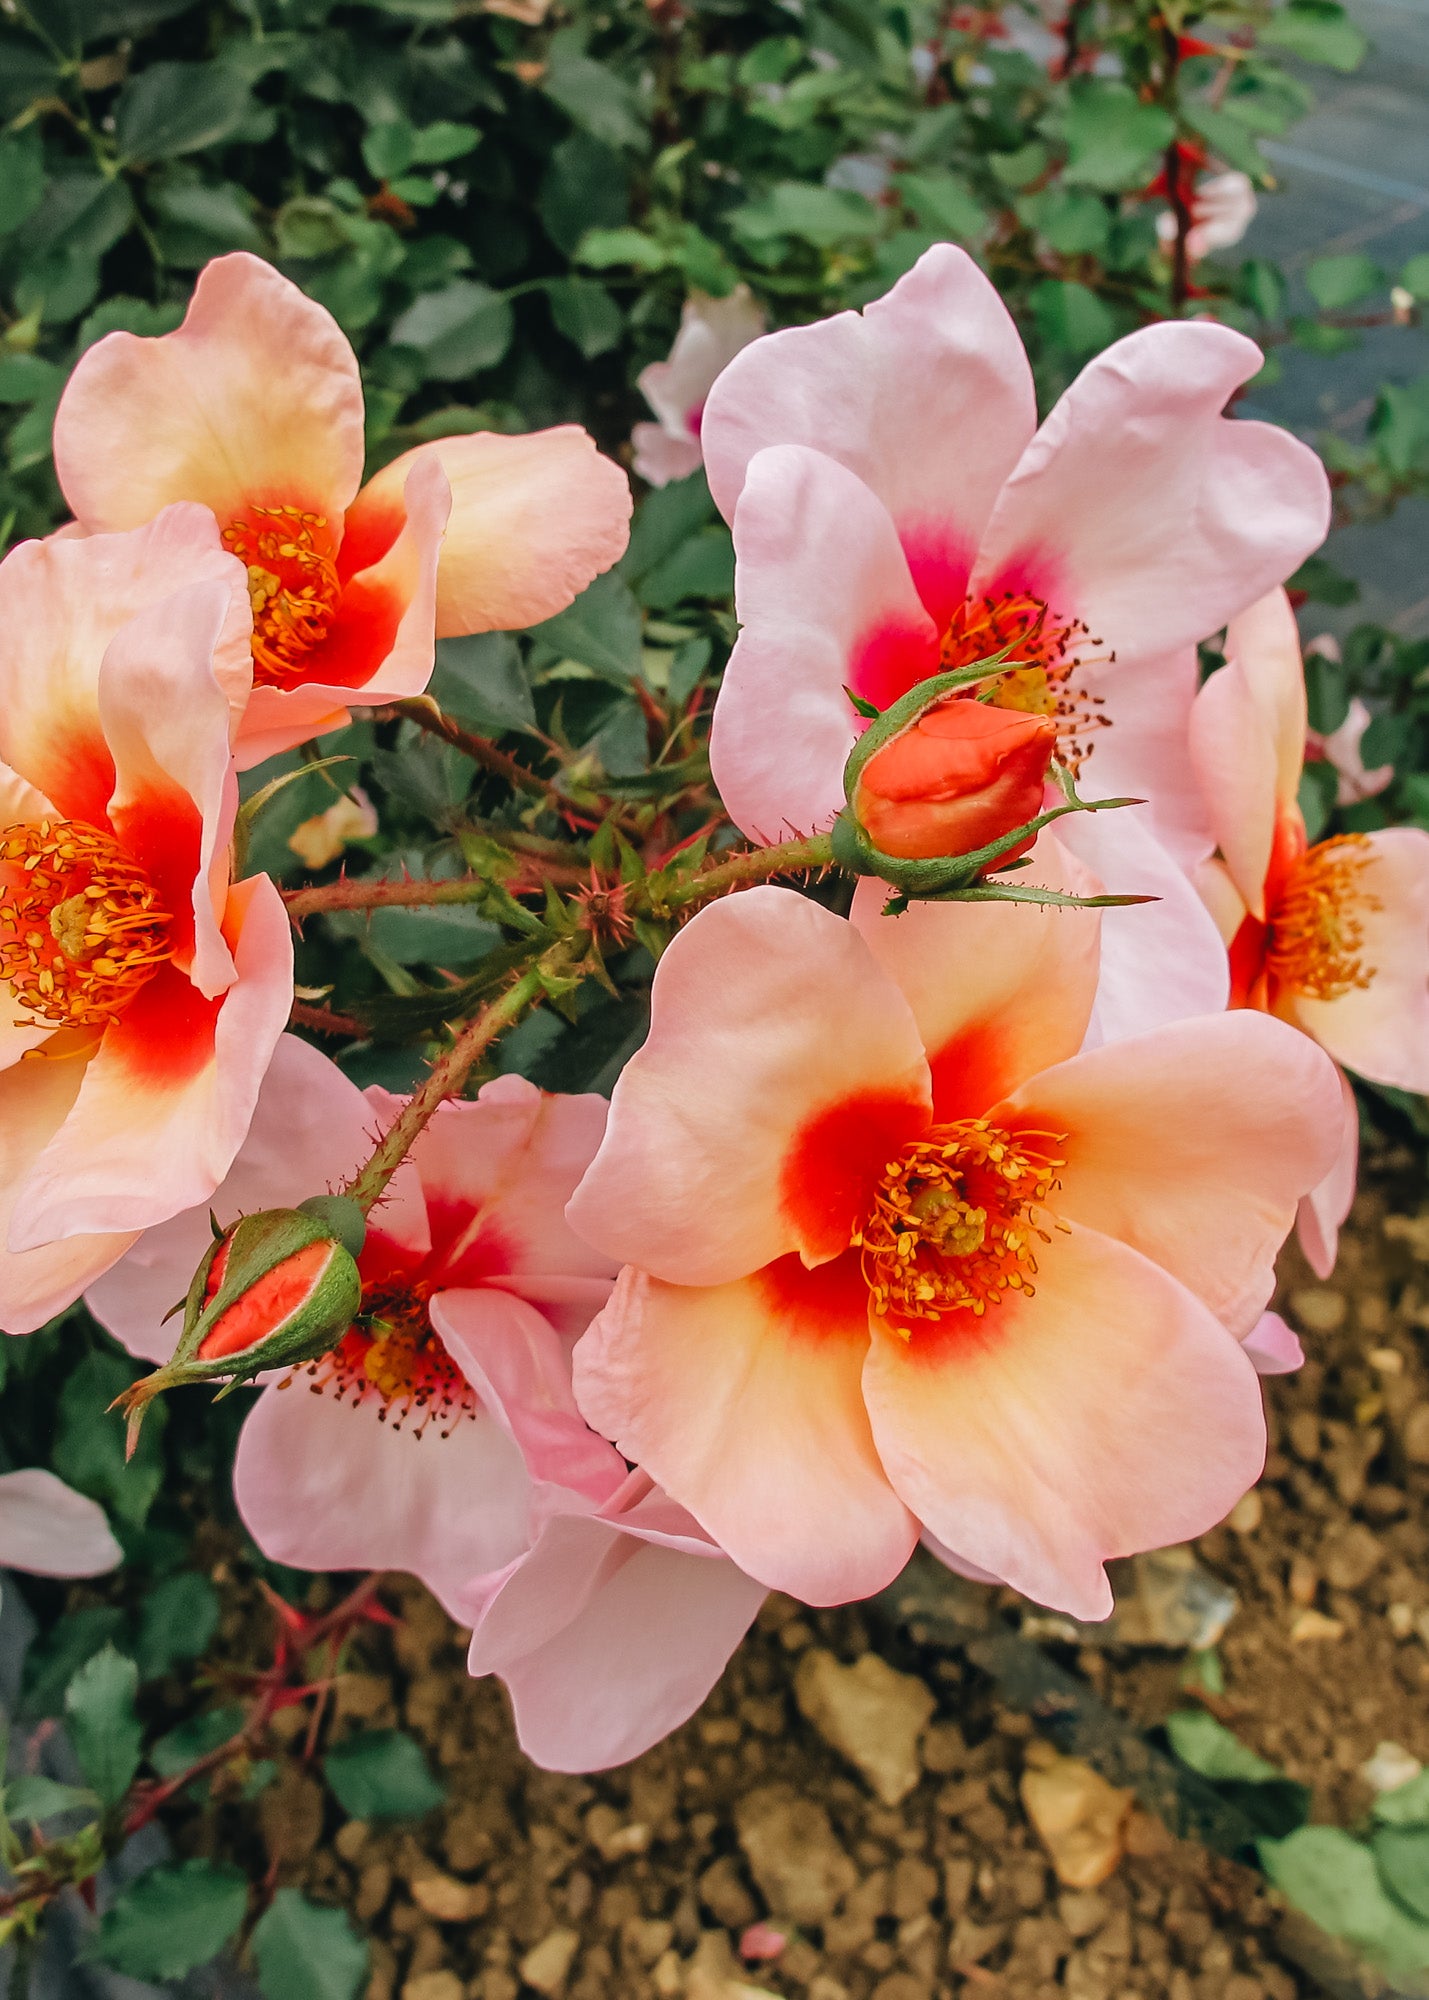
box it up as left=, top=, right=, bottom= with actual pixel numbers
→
left=113, top=1197, right=365, bottom=1455
left=851, top=695, right=1057, bottom=863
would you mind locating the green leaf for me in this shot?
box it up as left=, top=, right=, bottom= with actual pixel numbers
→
left=1401, top=255, right=1429, bottom=304
left=21, top=1607, right=127, bottom=1719
left=275, top=197, right=352, bottom=262
left=531, top=572, right=643, bottom=683
left=1018, top=186, right=1110, bottom=257
left=323, top=1729, right=446, bottom=1820
left=1376, top=1769, right=1429, bottom=1828
left=388, top=281, right=513, bottom=381
left=52, top=1347, right=167, bottom=1528
left=1299, top=759, right=1337, bottom=842
left=1260, top=1826, right=1429, bottom=1975
left=1375, top=1825, right=1429, bottom=1923
left=148, top=179, right=266, bottom=266
left=151, top=1705, right=248, bottom=1781
left=1260, top=1, right=1368, bottom=71
left=547, top=277, right=623, bottom=357
left=252, top=1891, right=369, bottom=2000
left=0, top=132, right=45, bottom=238
left=1237, top=257, right=1287, bottom=322
left=894, top=171, right=987, bottom=240
left=362, top=119, right=417, bottom=180
left=620, top=474, right=716, bottom=584
left=430, top=632, right=536, bottom=733
left=1030, top=278, right=1117, bottom=359
left=731, top=181, right=881, bottom=248
left=1165, top=1710, right=1280, bottom=1783
left=539, top=134, right=629, bottom=257
left=1305, top=644, right=1351, bottom=734
left=1289, top=553, right=1359, bottom=606
left=575, top=225, right=669, bottom=273
left=114, top=62, right=254, bottom=163
left=3, top=1774, right=96, bottom=1823
left=1063, top=82, right=1175, bottom=191
left=0, top=355, right=63, bottom=406
left=1181, top=103, right=1268, bottom=180
left=65, top=1646, right=141, bottom=1807
left=92, top=1860, right=248, bottom=1982
left=541, top=38, right=646, bottom=153
left=410, top=120, right=481, bottom=166
left=636, top=524, right=734, bottom=608
left=1306, top=253, right=1381, bottom=310
left=137, top=1572, right=220, bottom=1679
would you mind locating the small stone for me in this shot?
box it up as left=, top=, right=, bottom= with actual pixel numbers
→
left=355, top=1862, right=392, bottom=1924
left=1288, top=1554, right=1319, bottom=1606
left=699, top=1855, right=759, bottom=1930
left=1058, top=1890, right=1109, bottom=1939
left=409, top=1870, right=488, bottom=1922
left=1402, top=1404, right=1429, bottom=1465
left=1109, top=1545, right=1236, bottom=1649
left=1287, top=1412, right=1321, bottom=1463
left=335, top=1819, right=371, bottom=1863
left=1369, top=1347, right=1405, bottom=1374
left=793, top=1649, right=935, bottom=1806
left=653, top=1953, right=683, bottom=1999
left=1290, top=1608, right=1345, bottom=1644
left=1362, top=1741, right=1423, bottom=1793
left=583, top=1803, right=651, bottom=1861
left=1289, top=1287, right=1346, bottom=1333
left=1228, top=1492, right=1262, bottom=1534
left=734, top=1784, right=858, bottom=1923
left=1388, top=1602, right=1417, bottom=1639
left=1020, top=1743, right=1133, bottom=1889
left=400, top=1976, right=462, bottom=2000
left=1321, top=1522, right=1384, bottom=1593
left=518, top=1929, right=581, bottom=1997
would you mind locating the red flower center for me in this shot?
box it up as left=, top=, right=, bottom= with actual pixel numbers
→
left=1265, top=834, right=1379, bottom=1004
left=852, top=1118, right=1067, bottom=1334
left=221, top=504, right=341, bottom=688
left=297, top=1271, right=479, bottom=1438
left=0, top=818, right=172, bottom=1031
left=938, top=593, right=1113, bottom=773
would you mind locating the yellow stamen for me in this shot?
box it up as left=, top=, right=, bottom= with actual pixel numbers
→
left=938, top=592, right=1113, bottom=771
left=221, top=504, right=340, bottom=687
left=1268, top=835, right=1380, bottom=1003
left=0, top=819, right=171, bottom=1030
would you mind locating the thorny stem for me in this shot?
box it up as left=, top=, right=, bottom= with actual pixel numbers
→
left=652, top=831, right=836, bottom=913
left=391, top=697, right=566, bottom=805
left=289, top=998, right=367, bottom=1038
left=283, top=859, right=583, bottom=922
left=343, top=964, right=549, bottom=1216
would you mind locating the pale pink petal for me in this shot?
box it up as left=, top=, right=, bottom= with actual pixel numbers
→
left=344, top=427, right=631, bottom=641
left=1295, top=1067, right=1358, bottom=1280
left=1288, top=827, right=1429, bottom=1092
left=566, top=887, right=930, bottom=1284
left=572, top=1261, right=918, bottom=1604
left=469, top=1498, right=764, bottom=1771
left=97, top=578, right=243, bottom=999
left=920, top=1529, right=1002, bottom=1588
left=1055, top=810, right=1229, bottom=1045
left=0, top=758, right=66, bottom=1071
left=233, top=1374, right=532, bottom=1624
left=10, top=873, right=291, bottom=1248
left=0, top=511, right=250, bottom=821
left=968, top=323, right=1330, bottom=670
left=1072, top=649, right=1212, bottom=868
left=997, top=1011, right=1343, bottom=1338
left=55, top=252, right=364, bottom=530
left=863, top=1224, right=1265, bottom=1620
left=0, top=1049, right=136, bottom=1335
left=703, top=245, right=1036, bottom=625
left=1194, top=855, right=1248, bottom=946
left=234, top=453, right=450, bottom=767
left=631, top=425, right=704, bottom=488
left=710, top=445, right=939, bottom=844
left=1312, top=697, right=1394, bottom=806
left=372, top=1074, right=613, bottom=1330
left=848, top=834, right=1101, bottom=1120
left=638, top=287, right=767, bottom=436
left=430, top=1288, right=625, bottom=1506
left=1188, top=653, right=1280, bottom=918
left=87, top=1034, right=427, bottom=1364
left=0, top=1469, right=122, bottom=1576
left=1225, top=589, right=1307, bottom=812
left=1243, top=1311, right=1305, bottom=1375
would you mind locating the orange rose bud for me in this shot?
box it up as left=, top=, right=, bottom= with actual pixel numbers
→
left=852, top=696, right=1057, bottom=862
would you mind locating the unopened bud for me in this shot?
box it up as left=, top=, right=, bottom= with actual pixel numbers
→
left=113, top=1198, right=365, bottom=1456
left=851, top=695, right=1056, bottom=862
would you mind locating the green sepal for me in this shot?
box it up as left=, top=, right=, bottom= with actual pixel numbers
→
left=840, top=648, right=1021, bottom=806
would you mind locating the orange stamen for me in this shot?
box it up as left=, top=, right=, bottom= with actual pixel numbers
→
left=938, top=593, right=1114, bottom=771
left=0, top=819, right=172, bottom=1031
left=221, top=504, right=341, bottom=687
left=1266, top=834, right=1380, bottom=1003
left=296, top=1273, right=478, bottom=1438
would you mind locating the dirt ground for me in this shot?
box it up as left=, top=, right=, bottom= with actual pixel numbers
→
left=157, top=1141, right=1429, bottom=2000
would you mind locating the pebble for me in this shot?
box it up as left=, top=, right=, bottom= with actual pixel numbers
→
left=409, top=1870, right=488, bottom=1922
left=793, top=1649, right=935, bottom=1806
left=1320, top=1522, right=1384, bottom=1592
left=1289, top=1287, right=1346, bottom=1333
left=1019, top=1742, right=1132, bottom=1889
left=1228, top=1492, right=1262, bottom=1534
left=734, top=1784, right=858, bottom=1922
left=1289, top=1608, right=1345, bottom=1644
left=1402, top=1403, right=1429, bottom=1464
left=1361, top=1741, right=1423, bottom=1793
left=518, top=1928, right=581, bottom=1996
left=400, top=1976, right=463, bottom=2000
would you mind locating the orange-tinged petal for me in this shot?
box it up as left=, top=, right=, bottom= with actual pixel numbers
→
left=346, top=426, right=632, bottom=639
left=572, top=1259, right=917, bottom=1605
left=54, top=252, right=364, bottom=532
left=863, top=1223, right=1265, bottom=1620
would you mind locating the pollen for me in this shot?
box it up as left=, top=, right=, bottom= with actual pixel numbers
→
left=939, top=592, right=1113, bottom=771
left=853, top=1119, right=1067, bottom=1336
left=298, top=1272, right=479, bottom=1438
left=0, top=819, right=172, bottom=1031
left=221, top=504, right=341, bottom=688
left=1267, top=834, right=1381, bottom=1003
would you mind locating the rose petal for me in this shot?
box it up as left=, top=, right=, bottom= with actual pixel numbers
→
left=0, top=1469, right=122, bottom=1576
left=1295, top=1067, right=1358, bottom=1281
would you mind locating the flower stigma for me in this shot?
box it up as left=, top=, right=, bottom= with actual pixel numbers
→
left=0, top=819, right=172, bottom=1032
left=938, top=593, right=1113, bottom=771
left=1267, top=834, right=1380, bottom=1003
left=221, top=504, right=341, bottom=687
left=852, top=1119, right=1067, bottom=1336
left=296, top=1271, right=479, bottom=1438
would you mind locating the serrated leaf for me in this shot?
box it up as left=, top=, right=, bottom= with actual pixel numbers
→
left=1260, top=1826, right=1429, bottom=1975
left=1063, top=82, right=1174, bottom=191
left=531, top=572, right=643, bottom=683
left=388, top=280, right=513, bottom=381
left=1165, top=1710, right=1280, bottom=1783
left=137, top=1571, right=220, bottom=1679
left=547, top=277, right=623, bottom=357
left=65, top=1645, right=141, bottom=1806
left=541, top=39, right=646, bottom=153
left=323, top=1729, right=445, bottom=1820
left=52, top=1347, right=167, bottom=1528
left=114, top=61, right=254, bottom=163
left=3, top=1774, right=96, bottom=1823
left=150, top=1705, right=247, bottom=1781
left=92, top=1860, right=247, bottom=1982
left=253, top=1890, right=368, bottom=2000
